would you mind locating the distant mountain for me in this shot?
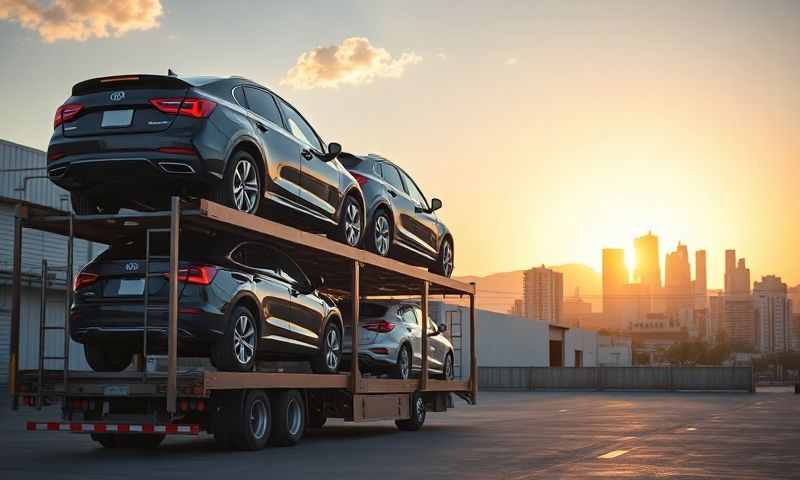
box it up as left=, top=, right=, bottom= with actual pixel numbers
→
left=456, top=264, right=601, bottom=314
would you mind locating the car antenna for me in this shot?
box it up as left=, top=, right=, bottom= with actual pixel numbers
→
left=168, top=68, right=178, bottom=77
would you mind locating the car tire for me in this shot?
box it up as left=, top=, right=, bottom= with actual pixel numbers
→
left=211, top=305, right=258, bottom=372
left=84, top=343, right=133, bottom=372
left=429, top=237, right=454, bottom=277
left=395, top=392, right=426, bottom=432
left=331, top=195, right=363, bottom=248
left=391, top=344, right=412, bottom=380
left=269, top=390, right=305, bottom=446
left=70, top=192, right=120, bottom=215
left=368, top=208, right=393, bottom=257
left=311, top=321, right=342, bottom=374
left=91, top=433, right=165, bottom=449
left=213, top=150, right=262, bottom=215
left=231, top=390, right=271, bottom=451
left=439, top=352, right=455, bottom=380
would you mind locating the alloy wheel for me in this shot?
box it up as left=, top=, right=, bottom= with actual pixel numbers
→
left=399, top=348, right=410, bottom=379
left=325, top=326, right=340, bottom=371
left=344, top=201, right=362, bottom=246
left=250, top=398, right=269, bottom=440
left=414, top=396, right=425, bottom=422
left=232, top=158, right=260, bottom=213
left=374, top=215, right=390, bottom=256
left=233, top=314, right=256, bottom=365
left=445, top=355, right=454, bottom=380
left=441, top=241, right=454, bottom=277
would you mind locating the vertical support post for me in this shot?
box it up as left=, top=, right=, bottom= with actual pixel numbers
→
left=469, top=282, right=478, bottom=404
left=63, top=214, right=74, bottom=394
left=167, top=197, right=180, bottom=415
left=9, top=206, right=24, bottom=410
left=350, top=260, right=360, bottom=393
left=142, top=229, right=151, bottom=379
left=37, top=259, right=47, bottom=410
left=420, top=281, right=429, bottom=391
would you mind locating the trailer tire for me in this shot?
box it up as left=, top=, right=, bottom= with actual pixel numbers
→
left=91, top=433, right=165, bottom=449
left=395, top=392, right=426, bottom=432
left=269, top=390, right=305, bottom=446
left=84, top=343, right=134, bottom=372
left=231, top=390, right=271, bottom=451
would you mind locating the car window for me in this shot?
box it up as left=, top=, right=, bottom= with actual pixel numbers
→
left=276, top=98, right=322, bottom=151
left=274, top=252, right=309, bottom=286
left=400, top=171, right=429, bottom=209
left=414, top=307, right=435, bottom=332
left=380, top=163, right=407, bottom=193
left=243, top=87, right=283, bottom=127
left=400, top=307, right=418, bottom=325
left=231, top=243, right=281, bottom=276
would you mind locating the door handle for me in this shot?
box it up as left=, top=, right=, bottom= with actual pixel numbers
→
left=301, top=149, right=313, bottom=160
left=256, top=122, right=268, bottom=132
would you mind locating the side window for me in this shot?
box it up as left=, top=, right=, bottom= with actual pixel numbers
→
left=400, top=307, right=418, bottom=325
left=414, top=307, right=435, bottom=332
left=243, top=87, right=283, bottom=127
left=276, top=98, right=323, bottom=151
left=272, top=250, right=309, bottom=286
left=232, top=86, right=247, bottom=107
left=380, top=164, right=407, bottom=193
left=400, top=171, right=429, bottom=209
left=238, top=244, right=280, bottom=277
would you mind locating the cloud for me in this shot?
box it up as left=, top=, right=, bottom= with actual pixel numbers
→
left=505, top=57, right=519, bottom=66
left=0, top=0, right=163, bottom=43
left=282, top=37, right=422, bottom=89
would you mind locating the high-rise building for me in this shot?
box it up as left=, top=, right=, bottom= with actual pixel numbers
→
left=523, top=266, right=564, bottom=324
left=724, top=250, right=750, bottom=294
left=508, top=299, right=524, bottom=317
left=563, top=288, right=593, bottom=327
left=708, top=292, right=724, bottom=343
left=753, top=275, right=793, bottom=353
left=695, top=250, right=707, bottom=308
left=634, top=231, right=661, bottom=289
left=664, top=243, right=692, bottom=314
left=602, top=248, right=628, bottom=329
left=724, top=296, right=756, bottom=349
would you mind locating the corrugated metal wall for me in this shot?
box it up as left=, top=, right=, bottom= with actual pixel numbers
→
left=0, top=139, right=101, bottom=384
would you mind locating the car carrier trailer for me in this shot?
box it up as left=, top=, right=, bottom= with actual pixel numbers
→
left=8, top=197, right=477, bottom=449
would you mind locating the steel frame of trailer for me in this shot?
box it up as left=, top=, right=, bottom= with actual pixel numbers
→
left=8, top=197, right=478, bottom=435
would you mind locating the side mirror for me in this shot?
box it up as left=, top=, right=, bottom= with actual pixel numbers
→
left=438, top=322, right=447, bottom=333
left=429, top=198, right=442, bottom=212
left=317, top=142, right=342, bottom=162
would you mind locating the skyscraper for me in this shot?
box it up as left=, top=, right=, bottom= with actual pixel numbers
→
left=723, top=250, right=754, bottom=349
left=724, top=250, right=750, bottom=294
left=695, top=250, right=707, bottom=308
left=664, top=243, right=692, bottom=314
left=753, top=275, right=793, bottom=353
left=634, top=231, right=661, bottom=289
left=523, top=266, right=564, bottom=324
left=602, top=248, right=628, bottom=329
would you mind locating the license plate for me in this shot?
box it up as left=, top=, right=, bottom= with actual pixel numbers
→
left=101, top=109, right=133, bottom=128
left=118, top=278, right=145, bottom=295
left=103, top=385, right=129, bottom=396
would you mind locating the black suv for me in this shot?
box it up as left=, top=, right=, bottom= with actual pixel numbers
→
left=340, top=154, right=453, bottom=276
left=47, top=73, right=365, bottom=248
left=70, top=232, right=343, bottom=373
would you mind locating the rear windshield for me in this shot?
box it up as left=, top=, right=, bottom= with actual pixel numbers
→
left=97, top=232, right=230, bottom=261
left=338, top=154, right=364, bottom=170
left=339, top=302, right=389, bottom=319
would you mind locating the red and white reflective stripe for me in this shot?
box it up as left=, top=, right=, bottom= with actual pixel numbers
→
left=26, top=421, right=199, bottom=435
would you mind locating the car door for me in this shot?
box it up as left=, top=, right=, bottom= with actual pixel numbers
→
left=415, top=307, right=443, bottom=371
left=399, top=306, right=423, bottom=368
left=378, top=163, right=426, bottom=253
left=274, top=249, right=326, bottom=351
left=239, top=87, right=302, bottom=207
left=275, top=97, right=341, bottom=223
left=229, top=243, right=296, bottom=354
left=399, top=169, right=440, bottom=258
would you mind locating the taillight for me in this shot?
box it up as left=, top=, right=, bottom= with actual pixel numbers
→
left=363, top=321, right=395, bottom=333
left=54, top=103, right=83, bottom=128
left=74, top=272, right=98, bottom=291
left=162, top=265, right=218, bottom=285
left=351, top=173, right=369, bottom=187
left=158, top=146, right=196, bottom=155
left=149, top=97, right=216, bottom=118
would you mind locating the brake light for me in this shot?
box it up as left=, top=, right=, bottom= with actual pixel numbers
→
left=158, top=146, right=196, bottom=155
left=363, top=321, right=395, bottom=333
left=162, top=265, right=218, bottom=285
left=54, top=104, right=83, bottom=128
left=74, top=272, right=98, bottom=290
left=351, top=173, right=369, bottom=187
left=149, top=97, right=216, bottom=118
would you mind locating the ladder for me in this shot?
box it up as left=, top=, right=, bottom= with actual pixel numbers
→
left=36, top=216, right=74, bottom=409
left=446, top=309, right=464, bottom=379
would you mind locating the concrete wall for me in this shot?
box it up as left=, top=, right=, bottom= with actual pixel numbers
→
left=564, top=328, right=598, bottom=367
left=479, top=366, right=754, bottom=392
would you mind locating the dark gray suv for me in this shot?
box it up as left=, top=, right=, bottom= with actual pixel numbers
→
left=339, top=154, right=453, bottom=277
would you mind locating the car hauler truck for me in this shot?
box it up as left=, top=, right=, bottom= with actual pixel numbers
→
left=8, top=198, right=477, bottom=449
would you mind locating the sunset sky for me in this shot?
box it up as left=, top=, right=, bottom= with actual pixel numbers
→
left=1, top=0, right=798, bottom=288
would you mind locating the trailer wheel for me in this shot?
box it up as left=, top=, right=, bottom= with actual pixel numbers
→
left=269, top=390, right=305, bottom=446
left=231, top=390, right=271, bottom=451
left=91, top=433, right=165, bottom=449
left=395, top=392, right=426, bottom=431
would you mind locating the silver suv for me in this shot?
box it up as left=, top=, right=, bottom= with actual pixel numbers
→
left=342, top=301, right=454, bottom=380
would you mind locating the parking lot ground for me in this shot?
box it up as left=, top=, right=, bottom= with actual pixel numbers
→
left=1, top=389, right=798, bottom=479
